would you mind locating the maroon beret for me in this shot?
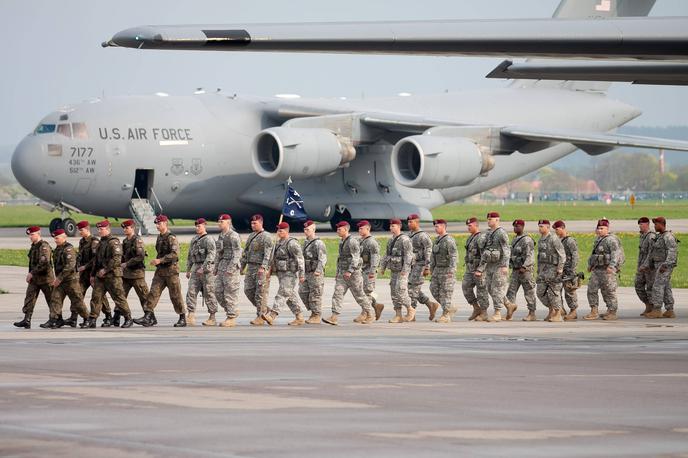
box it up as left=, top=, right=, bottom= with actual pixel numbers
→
left=596, top=219, right=609, bottom=228
left=303, top=220, right=315, bottom=228
left=357, top=220, right=371, bottom=228
left=154, top=215, right=168, bottom=224
left=250, top=214, right=263, bottom=222
left=218, top=214, right=231, bottom=221
left=652, top=216, right=666, bottom=225
left=465, top=217, right=478, bottom=225
left=538, top=219, right=550, bottom=226
left=26, top=226, right=41, bottom=235
left=96, top=220, right=110, bottom=228
left=76, top=221, right=90, bottom=230
left=637, top=217, right=650, bottom=224
left=195, top=218, right=207, bottom=226
left=276, top=222, right=290, bottom=230
left=487, top=211, right=500, bottom=218
left=121, top=219, right=135, bottom=228
left=433, top=219, right=447, bottom=225
left=51, top=229, right=65, bottom=237
left=553, top=220, right=566, bottom=229
left=407, top=213, right=420, bottom=221
left=389, top=218, right=402, bottom=226
left=335, top=221, right=350, bottom=229
left=512, top=219, right=525, bottom=227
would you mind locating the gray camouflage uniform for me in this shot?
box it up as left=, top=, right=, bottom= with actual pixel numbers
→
left=331, top=235, right=372, bottom=314
left=643, top=230, right=678, bottom=312
left=560, top=236, right=580, bottom=311
left=635, top=230, right=656, bottom=306
left=270, top=237, right=305, bottom=315
left=536, top=232, right=566, bottom=311
left=477, top=227, right=511, bottom=311
left=215, top=229, right=242, bottom=318
left=587, top=234, right=620, bottom=312
left=429, top=234, right=457, bottom=313
left=380, top=233, right=414, bottom=311
left=462, top=232, right=489, bottom=310
left=408, top=230, right=432, bottom=309
left=359, top=235, right=381, bottom=308
left=506, top=234, right=536, bottom=311
left=299, top=237, right=327, bottom=314
left=240, top=230, right=274, bottom=316
left=186, top=233, right=218, bottom=313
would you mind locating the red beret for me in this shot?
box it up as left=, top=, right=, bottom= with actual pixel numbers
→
left=407, top=213, right=420, bottom=221
left=195, top=218, right=207, bottom=226
left=553, top=220, right=566, bottom=229
left=218, top=214, right=231, bottom=221
left=250, top=214, right=263, bottom=222
left=538, top=219, right=550, bottom=226
left=652, top=216, right=666, bottom=225
left=51, top=229, right=65, bottom=237
left=276, top=222, right=290, bottom=230
left=465, top=217, right=478, bottom=225
left=76, top=221, right=90, bottom=230
left=335, top=221, right=350, bottom=229
left=357, top=220, right=371, bottom=228
left=596, top=219, right=609, bottom=228
left=433, top=219, right=447, bottom=225
left=389, top=218, right=402, bottom=226
left=487, top=212, right=500, bottom=218
left=512, top=219, right=525, bottom=227
left=96, top=220, right=110, bottom=228
left=121, top=219, right=135, bottom=228
left=154, top=215, right=168, bottom=224
left=303, top=220, right=315, bottom=228
left=637, top=217, right=650, bottom=224
left=26, top=226, right=40, bottom=235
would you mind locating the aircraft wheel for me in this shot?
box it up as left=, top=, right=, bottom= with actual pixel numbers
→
left=369, top=219, right=387, bottom=232
left=49, top=217, right=63, bottom=234
left=329, top=210, right=352, bottom=231
left=63, top=218, right=77, bottom=237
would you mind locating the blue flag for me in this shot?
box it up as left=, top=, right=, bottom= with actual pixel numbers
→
left=282, top=184, right=308, bottom=220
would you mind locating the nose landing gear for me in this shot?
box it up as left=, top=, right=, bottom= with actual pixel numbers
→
left=49, top=217, right=77, bottom=237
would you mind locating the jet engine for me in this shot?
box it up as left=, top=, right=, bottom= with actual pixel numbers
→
left=252, top=127, right=356, bottom=180
left=391, top=135, right=495, bottom=189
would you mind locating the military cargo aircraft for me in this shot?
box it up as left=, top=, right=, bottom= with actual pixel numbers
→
left=11, top=0, right=688, bottom=235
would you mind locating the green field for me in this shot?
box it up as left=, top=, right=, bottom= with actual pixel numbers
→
left=1, top=233, right=685, bottom=288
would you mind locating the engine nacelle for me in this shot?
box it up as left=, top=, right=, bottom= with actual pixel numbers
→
left=252, top=127, right=356, bottom=180
left=391, top=135, right=495, bottom=189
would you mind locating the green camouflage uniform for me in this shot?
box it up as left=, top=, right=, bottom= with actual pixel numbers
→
left=506, top=234, right=536, bottom=311
left=240, top=230, right=274, bottom=317
left=299, top=237, right=327, bottom=314
left=462, top=232, right=489, bottom=310
left=270, top=237, right=305, bottom=315
left=215, top=229, right=242, bottom=318
left=477, top=227, right=511, bottom=311
left=23, top=240, right=54, bottom=317
left=331, top=235, right=372, bottom=314
left=145, top=231, right=185, bottom=315
left=89, top=234, right=131, bottom=319
left=186, top=233, right=218, bottom=313
left=78, top=235, right=111, bottom=316
left=50, top=241, right=88, bottom=320
left=587, top=234, right=621, bottom=312
left=644, top=230, right=678, bottom=312
left=121, top=234, right=149, bottom=312
left=536, top=232, right=566, bottom=311
left=429, top=234, right=457, bottom=314
left=380, top=233, right=413, bottom=311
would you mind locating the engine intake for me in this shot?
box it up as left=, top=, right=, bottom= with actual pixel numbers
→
left=391, top=135, right=494, bottom=189
left=252, top=127, right=355, bottom=180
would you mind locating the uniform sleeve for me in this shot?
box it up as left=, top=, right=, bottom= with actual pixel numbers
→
left=477, top=233, right=489, bottom=273
left=106, top=239, right=123, bottom=272
left=81, top=240, right=95, bottom=270
left=160, top=235, right=179, bottom=264
left=348, top=238, right=362, bottom=273
left=204, top=236, right=216, bottom=271
left=429, top=241, right=437, bottom=271
left=498, top=229, right=510, bottom=268
left=240, top=234, right=250, bottom=270
left=232, top=233, right=243, bottom=267
left=608, top=237, right=620, bottom=270
left=570, top=239, right=579, bottom=272
left=422, top=234, right=432, bottom=268
left=380, top=239, right=390, bottom=271
left=186, top=237, right=195, bottom=270
left=524, top=237, right=535, bottom=267
left=261, top=234, right=274, bottom=270
left=288, top=239, right=305, bottom=277
left=402, top=237, right=414, bottom=275
left=126, top=238, right=146, bottom=269
left=665, top=234, right=678, bottom=268
left=554, top=237, right=566, bottom=272
left=32, top=243, right=52, bottom=275
left=449, top=237, right=458, bottom=271
left=370, top=239, right=380, bottom=271
left=317, top=240, right=327, bottom=273
left=57, top=246, right=76, bottom=282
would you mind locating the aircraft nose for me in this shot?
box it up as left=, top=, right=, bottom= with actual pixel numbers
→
left=103, top=26, right=158, bottom=48
left=11, top=136, right=43, bottom=191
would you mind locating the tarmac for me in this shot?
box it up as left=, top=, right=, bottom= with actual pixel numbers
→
left=0, top=265, right=687, bottom=457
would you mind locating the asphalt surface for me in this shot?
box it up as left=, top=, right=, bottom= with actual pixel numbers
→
left=0, top=266, right=686, bottom=457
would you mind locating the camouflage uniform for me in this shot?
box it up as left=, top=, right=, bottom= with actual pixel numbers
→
left=380, top=233, right=414, bottom=311
left=535, top=232, right=566, bottom=310
left=240, top=230, right=274, bottom=317
left=78, top=235, right=110, bottom=316
left=587, top=235, right=621, bottom=312
left=50, top=241, right=88, bottom=320
left=635, top=230, right=656, bottom=306
left=560, top=235, right=580, bottom=311
left=462, top=232, right=489, bottom=310
left=121, top=235, right=149, bottom=311
left=429, top=234, right=457, bottom=314
left=145, top=231, right=185, bottom=315
left=477, top=227, right=511, bottom=311
left=186, top=233, right=218, bottom=313
left=23, top=240, right=54, bottom=317
left=644, top=230, right=678, bottom=312
left=331, top=235, right=372, bottom=314
left=270, top=237, right=305, bottom=315
left=215, top=229, right=242, bottom=318
left=359, top=235, right=380, bottom=309
left=408, top=229, right=432, bottom=309
left=506, top=234, right=536, bottom=311
left=89, top=234, right=131, bottom=319
left=299, top=237, right=327, bottom=314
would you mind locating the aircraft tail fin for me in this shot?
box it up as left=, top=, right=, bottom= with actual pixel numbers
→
left=511, top=0, right=657, bottom=92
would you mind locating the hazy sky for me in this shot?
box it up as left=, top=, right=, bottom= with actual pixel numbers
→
left=1, top=0, right=687, bottom=148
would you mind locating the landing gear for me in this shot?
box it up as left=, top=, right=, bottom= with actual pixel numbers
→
left=48, top=217, right=77, bottom=236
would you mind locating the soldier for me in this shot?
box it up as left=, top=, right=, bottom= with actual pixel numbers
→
left=644, top=217, right=678, bottom=319
left=585, top=219, right=621, bottom=321
left=214, top=213, right=242, bottom=327
left=323, top=221, right=374, bottom=325
left=119, top=219, right=149, bottom=327
left=14, top=226, right=54, bottom=329
left=462, top=217, right=489, bottom=321
left=263, top=222, right=306, bottom=326
left=429, top=219, right=457, bottom=323
left=85, top=220, right=133, bottom=328
left=554, top=220, right=580, bottom=321
left=134, top=215, right=186, bottom=327
left=76, top=221, right=112, bottom=327
left=534, top=220, right=566, bottom=322
left=240, top=214, right=274, bottom=326
left=357, top=220, right=384, bottom=320
left=379, top=219, right=414, bottom=324
left=635, top=216, right=656, bottom=317
left=186, top=218, right=218, bottom=326
left=475, top=212, right=512, bottom=322
left=45, top=229, right=89, bottom=328
left=505, top=219, right=535, bottom=321
left=406, top=214, right=441, bottom=322
left=299, top=220, right=327, bottom=324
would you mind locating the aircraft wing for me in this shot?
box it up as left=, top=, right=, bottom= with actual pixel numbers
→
left=103, top=17, right=688, bottom=60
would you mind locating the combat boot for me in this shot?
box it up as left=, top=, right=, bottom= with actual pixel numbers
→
left=352, top=312, right=366, bottom=323
left=78, top=317, right=89, bottom=328
left=150, top=312, right=158, bottom=326
left=361, top=311, right=375, bottom=324
left=505, top=302, right=517, bottom=321
left=474, top=309, right=489, bottom=322
left=547, top=308, right=563, bottom=322
left=403, top=306, right=416, bottom=322
left=487, top=311, right=502, bottom=322
left=306, top=313, right=321, bottom=324
left=219, top=317, right=236, bottom=327
left=645, top=309, right=663, bottom=319
left=120, top=315, right=134, bottom=328
left=39, top=318, right=55, bottom=329
left=53, top=315, right=65, bottom=328
left=85, top=317, right=97, bottom=328
left=100, top=312, right=113, bottom=328
left=564, top=309, right=578, bottom=321
left=468, top=304, right=481, bottom=321
left=174, top=314, right=187, bottom=327
left=522, top=310, right=537, bottom=321
left=388, top=309, right=404, bottom=323
left=427, top=301, right=440, bottom=321
left=663, top=310, right=676, bottom=319
left=111, top=310, right=121, bottom=327
left=250, top=315, right=265, bottom=326
left=544, top=306, right=553, bottom=321
left=63, top=313, right=78, bottom=328
left=602, top=310, right=618, bottom=321
left=583, top=307, right=599, bottom=320
left=202, top=313, right=216, bottom=326
left=133, top=311, right=153, bottom=327
left=322, top=313, right=339, bottom=326
left=435, top=310, right=451, bottom=323
left=13, top=313, right=32, bottom=329
left=261, top=310, right=278, bottom=326
left=373, top=302, right=384, bottom=321
left=288, top=313, right=305, bottom=326
left=640, top=303, right=653, bottom=317
left=186, top=311, right=196, bottom=326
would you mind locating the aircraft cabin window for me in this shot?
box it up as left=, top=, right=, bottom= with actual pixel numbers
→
left=34, top=124, right=56, bottom=134
left=47, top=144, right=62, bottom=156
left=57, top=123, right=72, bottom=138
left=71, top=122, right=88, bottom=139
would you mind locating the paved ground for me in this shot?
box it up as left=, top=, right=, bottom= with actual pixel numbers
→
left=0, top=266, right=687, bottom=457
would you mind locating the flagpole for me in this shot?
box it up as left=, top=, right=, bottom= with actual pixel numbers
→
left=279, top=176, right=292, bottom=224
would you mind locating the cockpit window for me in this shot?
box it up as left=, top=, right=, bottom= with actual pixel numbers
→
left=72, top=122, right=88, bottom=139
left=34, top=124, right=56, bottom=134
left=57, top=123, right=72, bottom=138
